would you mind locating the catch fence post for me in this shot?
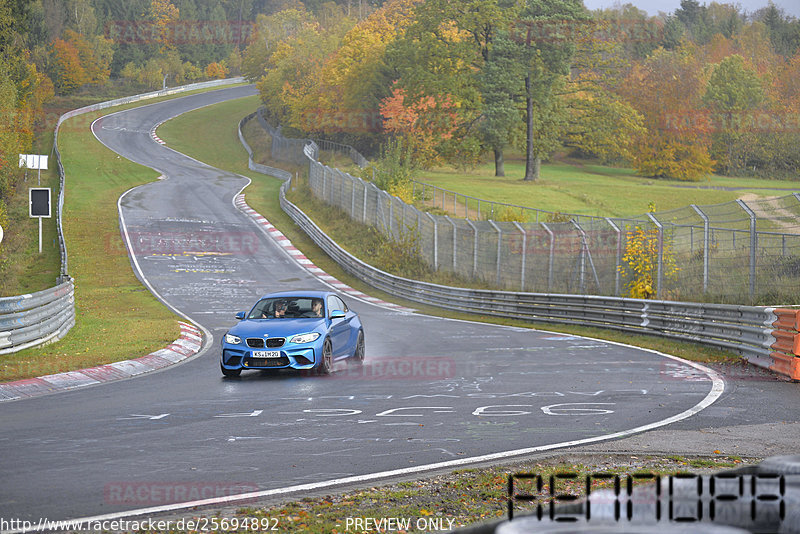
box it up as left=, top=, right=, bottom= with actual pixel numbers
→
left=512, top=221, right=527, bottom=292
left=605, top=218, right=622, bottom=296
left=541, top=222, right=554, bottom=292
left=427, top=212, right=439, bottom=271
left=647, top=213, right=664, bottom=300
left=489, top=220, right=502, bottom=287
left=691, top=205, right=710, bottom=293
left=737, top=199, right=757, bottom=300
left=445, top=216, right=457, bottom=271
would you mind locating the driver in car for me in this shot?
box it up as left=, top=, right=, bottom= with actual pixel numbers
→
left=261, top=300, right=286, bottom=318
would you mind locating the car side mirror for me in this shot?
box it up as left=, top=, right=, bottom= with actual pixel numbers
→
left=330, top=310, right=346, bottom=320
left=235, top=311, right=246, bottom=320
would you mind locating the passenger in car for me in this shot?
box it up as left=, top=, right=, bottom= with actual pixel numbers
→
left=311, top=298, right=323, bottom=317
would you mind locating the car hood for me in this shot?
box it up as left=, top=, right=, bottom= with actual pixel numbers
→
left=229, top=318, right=326, bottom=338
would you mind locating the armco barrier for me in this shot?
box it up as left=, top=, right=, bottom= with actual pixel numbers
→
left=237, top=113, right=799, bottom=381
left=238, top=112, right=293, bottom=181
left=1, top=78, right=243, bottom=355
left=0, top=280, right=75, bottom=355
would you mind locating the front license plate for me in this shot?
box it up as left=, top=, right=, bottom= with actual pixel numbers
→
left=252, top=351, right=282, bottom=358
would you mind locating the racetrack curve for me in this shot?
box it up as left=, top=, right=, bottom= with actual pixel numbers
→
left=0, top=86, right=723, bottom=524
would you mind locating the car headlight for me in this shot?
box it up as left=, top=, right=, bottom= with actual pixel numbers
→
left=225, top=333, right=242, bottom=344
left=290, top=332, right=320, bottom=344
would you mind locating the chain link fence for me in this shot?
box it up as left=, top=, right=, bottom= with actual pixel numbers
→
left=255, top=113, right=800, bottom=304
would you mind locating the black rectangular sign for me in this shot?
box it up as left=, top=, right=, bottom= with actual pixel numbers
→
left=29, top=188, right=51, bottom=218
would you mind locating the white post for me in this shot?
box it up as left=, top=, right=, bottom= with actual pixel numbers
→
left=512, top=221, right=527, bottom=291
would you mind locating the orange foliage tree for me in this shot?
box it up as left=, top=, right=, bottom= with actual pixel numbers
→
left=306, top=0, right=419, bottom=134
left=379, top=85, right=458, bottom=167
left=621, top=46, right=714, bottom=181
left=50, top=38, right=86, bottom=94
left=205, top=61, right=228, bottom=79
left=49, top=30, right=111, bottom=94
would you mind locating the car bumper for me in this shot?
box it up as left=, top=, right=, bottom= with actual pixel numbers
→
left=220, top=345, right=318, bottom=370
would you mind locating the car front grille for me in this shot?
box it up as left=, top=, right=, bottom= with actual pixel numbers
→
left=245, top=357, right=290, bottom=368
left=246, top=338, right=264, bottom=348
left=246, top=337, right=285, bottom=348
left=266, top=337, right=285, bottom=348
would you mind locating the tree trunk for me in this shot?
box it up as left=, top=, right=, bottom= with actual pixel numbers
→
left=494, top=148, right=505, bottom=177
left=523, top=74, right=537, bottom=181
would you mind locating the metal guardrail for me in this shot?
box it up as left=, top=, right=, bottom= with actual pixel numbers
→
left=0, top=78, right=245, bottom=355
left=0, top=280, right=75, bottom=355
left=238, top=112, right=293, bottom=181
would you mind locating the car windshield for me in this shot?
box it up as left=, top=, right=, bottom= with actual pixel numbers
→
left=248, top=297, right=324, bottom=319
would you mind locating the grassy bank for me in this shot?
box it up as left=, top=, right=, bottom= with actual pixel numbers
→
left=418, top=158, right=798, bottom=218
left=0, top=134, right=61, bottom=296
left=0, top=85, right=244, bottom=382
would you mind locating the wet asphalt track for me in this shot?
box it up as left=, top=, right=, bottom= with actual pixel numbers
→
left=0, top=86, right=723, bottom=523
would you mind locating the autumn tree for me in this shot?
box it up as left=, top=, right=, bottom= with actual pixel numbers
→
left=47, top=29, right=111, bottom=94
left=516, top=0, right=590, bottom=181
left=149, top=0, right=179, bottom=53
left=386, top=0, right=521, bottom=172
left=49, top=36, right=86, bottom=94
left=205, top=60, right=228, bottom=79
left=308, top=0, right=418, bottom=141
left=251, top=7, right=353, bottom=130
left=703, top=54, right=764, bottom=174
left=380, top=85, right=457, bottom=167
left=384, top=0, right=481, bottom=167
left=564, top=89, right=646, bottom=164
left=620, top=45, right=714, bottom=181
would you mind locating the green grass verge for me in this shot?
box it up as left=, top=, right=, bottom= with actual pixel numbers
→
left=0, top=134, right=61, bottom=297
left=418, top=157, right=799, bottom=218
left=0, top=85, right=245, bottom=382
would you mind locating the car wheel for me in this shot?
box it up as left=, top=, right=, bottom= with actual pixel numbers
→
left=351, top=331, right=365, bottom=365
left=220, top=363, right=241, bottom=378
left=318, top=339, right=333, bottom=375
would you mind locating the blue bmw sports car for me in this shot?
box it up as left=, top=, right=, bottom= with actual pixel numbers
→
left=220, top=290, right=365, bottom=377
